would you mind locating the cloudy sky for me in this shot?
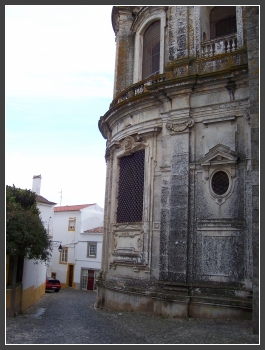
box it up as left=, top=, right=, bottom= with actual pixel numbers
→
left=5, top=5, right=116, bottom=208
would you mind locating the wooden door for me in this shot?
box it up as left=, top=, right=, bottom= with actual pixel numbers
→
left=87, top=270, right=94, bottom=290
left=68, top=264, right=74, bottom=287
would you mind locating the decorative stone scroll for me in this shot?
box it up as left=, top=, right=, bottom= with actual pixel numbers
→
left=166, top=118, right=194, bottom=133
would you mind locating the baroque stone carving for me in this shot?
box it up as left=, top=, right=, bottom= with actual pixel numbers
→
left=166, top=118, right=194, bottom=132
left=123, top=136, right=134, bottom=152
left=200, top=144, right=238, bottom=205
left=117, top=135, right=150, bottom=158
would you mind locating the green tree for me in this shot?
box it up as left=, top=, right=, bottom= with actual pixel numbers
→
left=6, top=185, right=51, bottom=316
left=6, top=185, right=51, bottom=261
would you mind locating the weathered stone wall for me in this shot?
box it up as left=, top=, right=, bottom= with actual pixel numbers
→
left=168, top=6, right=189, bottom=60
left=97, top=6, right=258, bottom=323
left=245, top=6, right=259, bottom=335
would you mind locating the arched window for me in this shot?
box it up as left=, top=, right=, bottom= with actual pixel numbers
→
left=210, top=6, right=236, bottom=39
left=142, top=21, right=160, bottom=80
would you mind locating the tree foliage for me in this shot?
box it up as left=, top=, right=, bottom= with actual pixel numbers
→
left=6, top=185, right=51, bottom=262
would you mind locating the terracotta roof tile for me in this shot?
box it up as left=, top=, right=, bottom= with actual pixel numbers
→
left=84, top=226, right=104, bottom=233
left=36, top=194, right=57, bottom=205
left=54, top=204, right=96, bottom=212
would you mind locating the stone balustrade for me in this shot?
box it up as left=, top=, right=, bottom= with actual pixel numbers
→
left=110, top=34, right=239, bottom=109
left=201, top=34, right=238, bottom=57
left=110, top=74, right=166, bottom=108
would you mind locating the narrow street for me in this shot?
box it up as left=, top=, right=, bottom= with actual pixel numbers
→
left=6, top=288, right=259, bottom=344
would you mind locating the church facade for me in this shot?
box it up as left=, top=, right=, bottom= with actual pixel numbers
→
left=97, top=6, right=259, bottom=324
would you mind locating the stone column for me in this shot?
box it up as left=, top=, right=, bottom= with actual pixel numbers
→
left=194, top=6, right=202, bottom=58
left=112, top=7, right=135, bottom=97
left=236, top=6, right=244, bottom=49
left=100, top=148, right=113, bottom=273
left=168, top=6, right=189, bottom=61
left=169, top=131, right=190, bottom=282
left=160, top=115, right=194, bottom=282
left=245, top=6, right=259, bottom=335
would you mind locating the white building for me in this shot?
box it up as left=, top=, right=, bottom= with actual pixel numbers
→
left=51, top=204, right=103, bottom=291
left=32, top=175, right=57, bottom=278
left=22, top=175, right=57, bottom=308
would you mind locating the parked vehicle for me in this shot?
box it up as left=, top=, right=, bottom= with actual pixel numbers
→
left=45, top=277, right=61, bottom=292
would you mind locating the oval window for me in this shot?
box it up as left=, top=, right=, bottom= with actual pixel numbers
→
left=211, top=171, right=229, bottom=195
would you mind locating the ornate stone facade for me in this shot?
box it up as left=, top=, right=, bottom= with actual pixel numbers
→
left=96, top=6, right=259, bottom=326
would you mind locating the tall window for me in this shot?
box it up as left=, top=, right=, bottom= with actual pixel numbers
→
left=142, top=21, right=160, bottom=80
left=87, top=242, right=97, bottom=258
left=68, top=217, right=76, bottom=231
left=117, top=149, right=145, bottom=223
left=210, top=6, right=237, bottom=39
left=81, top=269, right=88, bottom=289
left=60, top=247, right=68, bottom=264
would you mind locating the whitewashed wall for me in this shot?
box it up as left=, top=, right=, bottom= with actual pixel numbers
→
left=38, top=203, right=55, bottom=237
left=22, top=258, right=47, bottom=290
left=74, top=232, right=103, bottom=286
left=80, top=204, right=104, bottom=232
left=51, top=205, right=103, bottom=288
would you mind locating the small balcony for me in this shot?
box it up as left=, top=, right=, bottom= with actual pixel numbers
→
left=109, top=33, right=243, bottom=110
left=201, top=34, right=238, bottom=58
left=110, top=74, right=166, bottom=108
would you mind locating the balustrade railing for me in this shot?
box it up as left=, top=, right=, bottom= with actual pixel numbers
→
left=111, top=74, right=166, bottom=107
left=201, top=34, right=237, bottom=58
left=111, top=35, right=239, bottom=109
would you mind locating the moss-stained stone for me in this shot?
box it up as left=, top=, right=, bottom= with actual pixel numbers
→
left=98, top=6, right=259, bottom=325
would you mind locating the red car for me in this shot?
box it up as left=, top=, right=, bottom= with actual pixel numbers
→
left=45, top=277, right=61, bottom=292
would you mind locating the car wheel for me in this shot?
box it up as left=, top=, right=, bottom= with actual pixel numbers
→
left=55, top=289, right=59, bottom=292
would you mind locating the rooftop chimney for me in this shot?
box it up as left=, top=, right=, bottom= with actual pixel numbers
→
left=32, top=174, right=42, bottom=195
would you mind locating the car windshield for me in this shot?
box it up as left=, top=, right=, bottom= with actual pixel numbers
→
left=47, top=279, right=60, bottom=283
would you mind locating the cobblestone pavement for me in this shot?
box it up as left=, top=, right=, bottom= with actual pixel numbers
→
left=6, top=288, right=259, bottom=345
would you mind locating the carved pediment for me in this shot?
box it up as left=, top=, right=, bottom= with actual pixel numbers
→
left=199, top=144, right=238, bottom=204
left=200, top=144, right=238, bottom=166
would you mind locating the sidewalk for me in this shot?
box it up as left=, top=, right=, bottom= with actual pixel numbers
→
left=6, top=288, right=259, bottom=344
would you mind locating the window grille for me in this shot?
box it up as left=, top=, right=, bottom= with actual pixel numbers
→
left=211, top=171, right=229, bottom=195
left=117, top=149, right=145, bottom=223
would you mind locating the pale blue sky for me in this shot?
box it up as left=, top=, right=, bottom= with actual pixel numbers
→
left=5, top=5, right=116, bottom=208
